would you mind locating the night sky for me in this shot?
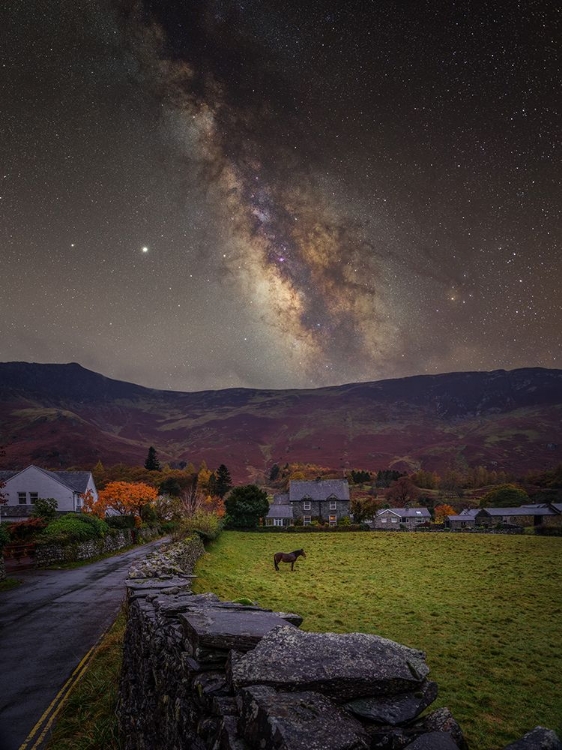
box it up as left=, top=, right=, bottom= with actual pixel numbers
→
left=1, top=0, right=560, bottom=392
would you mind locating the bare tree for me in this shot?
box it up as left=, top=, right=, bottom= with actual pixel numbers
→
left=179, top=476, right=205, bottom=517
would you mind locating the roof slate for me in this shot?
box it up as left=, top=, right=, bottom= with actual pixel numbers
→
left=0, top=467, right=92, bottom=493
left=478, top=506, right=556, bottom=517
left=289, top=479, right=350, bottom=502
left=266, top=505, right=294, bottom=519
left=377, top=507, right=431, bottom=518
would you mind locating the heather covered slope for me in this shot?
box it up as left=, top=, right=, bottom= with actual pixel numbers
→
left=0, top=362, right=560, bottom=479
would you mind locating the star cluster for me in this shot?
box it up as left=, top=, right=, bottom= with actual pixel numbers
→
left=0, top=0, right=559, bottom=390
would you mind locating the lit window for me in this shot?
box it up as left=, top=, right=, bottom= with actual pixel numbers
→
left=329, top=514, right=337, bottom=525
left=18, top=492, right=27, bottom=505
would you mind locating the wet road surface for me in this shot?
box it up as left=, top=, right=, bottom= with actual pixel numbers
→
left=0, top=538, right=168, bottom=750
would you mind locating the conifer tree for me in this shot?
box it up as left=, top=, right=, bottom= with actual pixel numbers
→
left=144, top=446, right=161, bottom=471
left=215, top=464, right=233, bottom=498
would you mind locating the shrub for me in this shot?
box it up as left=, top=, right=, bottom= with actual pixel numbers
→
left=178, top=511, right=223, bottom=541
left=8, top=517, right=47, bottom=542
left=41, top=513, right=109, bottom=544
left=30, top=498, right=58, bottom=521
left=0, top=524, right=10, bottom=551
left=105, top=515, right=136, bottom=530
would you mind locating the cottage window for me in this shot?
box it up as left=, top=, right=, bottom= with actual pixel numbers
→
left=390, top=517, right=398, bottom=523
left=303, top=515, right=311, bottom=526
left=329, top=514, right=337, bottom=526
left=380, top=518, right=387, bottom=523
left=273, top=519, right=283, bottom=527
left=18, top=492, right=27, bottom=505
left=330, top=501, right=337, bottom=510
left=303, top=501, right=311, bottom=510
left=29, top=492, right=38, bottom=504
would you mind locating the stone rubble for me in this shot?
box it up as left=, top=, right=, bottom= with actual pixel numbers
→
left=117, top=536, right=562, bottom=750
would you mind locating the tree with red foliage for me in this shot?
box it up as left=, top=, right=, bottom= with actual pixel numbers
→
left=386, top=476, right=420, bottom=506
left=83, top=481, right=157, bottom=521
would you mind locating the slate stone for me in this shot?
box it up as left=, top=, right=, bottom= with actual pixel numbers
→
left=231, top=626, right=430, bottom=701
left=419, top=707, right=467, bottom=750
left=239, top=685, right=370, bottom=750
left=213, top=715, right=249, bottom=750
left=403, top=732, right=460, bottom=750
left=179, top=608, right=297, bottom=653
left=502, top=727, right=562, bottom=750
left=345, top=679, right=438, bottom=725
left=212, top=696, right=239, bottom=716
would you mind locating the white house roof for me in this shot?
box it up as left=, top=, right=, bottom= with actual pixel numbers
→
left=289, top=479, right=349, bottom=502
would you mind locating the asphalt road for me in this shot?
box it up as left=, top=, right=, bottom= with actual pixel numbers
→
left=0, top=538, right=168, bottom=750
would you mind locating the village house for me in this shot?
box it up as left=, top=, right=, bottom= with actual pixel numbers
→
left=475, top=504, right=561, bottom=528
left=446, top=508, right=479, bottom=530
left=372, top=507, right=431, bottom=530
left=265, top=478, right=351, bottom=527
left=0, top=465, right=98, bottom=522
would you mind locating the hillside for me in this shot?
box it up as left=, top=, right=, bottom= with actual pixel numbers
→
left=0, top=362, right=561, bottom=481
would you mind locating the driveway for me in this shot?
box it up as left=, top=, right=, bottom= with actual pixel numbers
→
left=0, top=538, right=168, bottom=750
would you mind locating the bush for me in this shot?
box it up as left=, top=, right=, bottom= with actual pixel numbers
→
left=178, top=511, right=223, bottom=542
left=0, top=524, right=10, bottom=551
left=105, top=515, right=136, bottom=530
left=41, top=513, right=109, bottom=544
left=8, top=517, right=47, bottom=542
left=30, top=498, right=58, bottom=521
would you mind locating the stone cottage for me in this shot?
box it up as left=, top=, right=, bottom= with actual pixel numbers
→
left=265, top=479, right=351, bottom=527
left=372, top=507, right=431, bottom=530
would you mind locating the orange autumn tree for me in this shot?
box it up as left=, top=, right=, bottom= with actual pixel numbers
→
left=84, top=481, right=157, bottom=521
left=433, top=503, right=456, bottom=523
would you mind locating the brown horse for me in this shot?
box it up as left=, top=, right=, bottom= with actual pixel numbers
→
left=274, top=548, right=306, bottom=571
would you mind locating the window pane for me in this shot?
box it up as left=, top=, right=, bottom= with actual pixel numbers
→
left=18, top=492, right=27, bottom=505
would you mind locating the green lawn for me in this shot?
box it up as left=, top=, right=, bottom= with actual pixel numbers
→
left=193, top=531, right=562, bottom=749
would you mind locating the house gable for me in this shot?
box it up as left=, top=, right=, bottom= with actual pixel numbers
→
left=1, top=465, right=97, bottom=515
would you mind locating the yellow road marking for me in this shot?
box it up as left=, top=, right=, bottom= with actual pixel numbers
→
left=19, top=626, right=110, bottom=750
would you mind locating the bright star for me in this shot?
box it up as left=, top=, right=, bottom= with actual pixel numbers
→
left=142, top=246, right=149, bottom=253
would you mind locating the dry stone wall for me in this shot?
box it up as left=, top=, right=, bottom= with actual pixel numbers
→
left=117, top=537, right=562, bottom=750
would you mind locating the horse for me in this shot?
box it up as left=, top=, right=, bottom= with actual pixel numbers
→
left=274, top=548, right=306, bottom=571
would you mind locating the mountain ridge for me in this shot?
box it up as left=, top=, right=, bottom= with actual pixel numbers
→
left=0, top=362, right=561, bottom=480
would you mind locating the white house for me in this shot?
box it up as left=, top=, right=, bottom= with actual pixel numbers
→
left=0, top=466, right=98, bottom=522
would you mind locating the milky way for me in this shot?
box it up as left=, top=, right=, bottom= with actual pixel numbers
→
left=0, top=0, right=560, bottom=390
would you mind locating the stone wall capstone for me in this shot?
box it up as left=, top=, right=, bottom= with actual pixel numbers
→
left=117, top=537, right=562, bottom=750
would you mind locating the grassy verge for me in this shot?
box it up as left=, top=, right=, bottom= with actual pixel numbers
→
left=46, top=609, right=126, bottom=750
left=193, top=531, right=562, bottom=749
left=0, top=577, right=21, bottom=592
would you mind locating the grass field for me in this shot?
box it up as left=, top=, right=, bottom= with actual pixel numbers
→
left=193, top=531, right=562, bottom=749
